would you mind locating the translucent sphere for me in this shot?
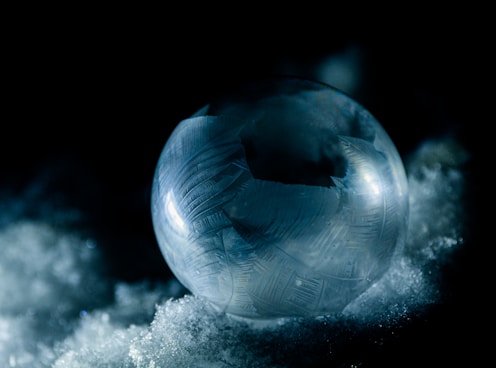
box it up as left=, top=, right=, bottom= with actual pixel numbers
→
left=151, top=77, right=409, bottom=319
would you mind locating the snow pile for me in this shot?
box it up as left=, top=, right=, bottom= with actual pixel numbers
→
left=0, top=137, right=471, bottom=367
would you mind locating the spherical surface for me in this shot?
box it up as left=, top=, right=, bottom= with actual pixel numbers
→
left=151, top=77, right=409, bottom=319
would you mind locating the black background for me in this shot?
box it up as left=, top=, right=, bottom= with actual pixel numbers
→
left=2, top=8, right=486, bottom=367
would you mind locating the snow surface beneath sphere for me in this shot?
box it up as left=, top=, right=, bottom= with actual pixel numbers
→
left=0, top=137, right=471, bottom=367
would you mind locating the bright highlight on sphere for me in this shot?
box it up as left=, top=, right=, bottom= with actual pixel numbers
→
left=151, top=77, right=409, bottom=319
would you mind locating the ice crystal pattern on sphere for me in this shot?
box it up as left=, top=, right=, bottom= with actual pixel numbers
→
left=151, top=77, right=409, bottom=319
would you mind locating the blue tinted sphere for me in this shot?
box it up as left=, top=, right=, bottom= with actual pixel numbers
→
left=151, top=77, right=409, bottom=319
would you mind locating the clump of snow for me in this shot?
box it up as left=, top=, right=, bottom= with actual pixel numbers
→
left=0, top=137, right=471, bottom=367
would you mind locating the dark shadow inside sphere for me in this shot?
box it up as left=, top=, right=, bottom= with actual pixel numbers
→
left=208, top=76, right=355, bottom=187
left=240, top=126, right=346, bottom=187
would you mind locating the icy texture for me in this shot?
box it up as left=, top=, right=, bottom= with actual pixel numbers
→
left=0, top=221, right=111, bottom=368
left=0, top=137, right=469, bottom=367
left=151, top=77, right=409, bottom=318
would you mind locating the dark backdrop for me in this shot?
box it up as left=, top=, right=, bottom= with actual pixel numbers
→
left=2, top=11, right=485, bottom=366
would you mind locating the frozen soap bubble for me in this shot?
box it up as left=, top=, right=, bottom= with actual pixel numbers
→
left=151, top=76, right=409, bottom=319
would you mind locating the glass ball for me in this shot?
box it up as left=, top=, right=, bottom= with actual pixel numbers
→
left=151, top=77, right=409, bottom=319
